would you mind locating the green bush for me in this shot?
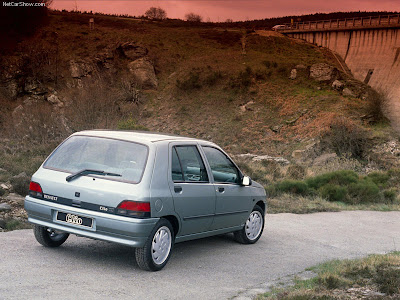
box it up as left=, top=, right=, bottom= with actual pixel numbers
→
left=347, top=179, right=381, bottom=204
left=383, top=189, right=397, bottom=203
left=117, top=118, right=149, bottom=131
left=319, top=184, right=348, bottom=202
left=374, top=262, right=400, bottom=295
left=305, top=170, right=359, bottom=190
left=274, top=180, right=310, bottom=196
left=366, top=172, right=390, bottom=188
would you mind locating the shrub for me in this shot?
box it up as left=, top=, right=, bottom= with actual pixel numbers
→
left=274, top=180, right=310, bottom=196
left=262, top=60, right=271, bottom=68
left=254, top=69, right=267, bottom=81
left=365, top=90, right=388, bottom=123
left=238, top=69, right=252, bottom=87
left=277, top=66, right=288, bottom=75
left=286, top=165, right=306, bottom=180
left=320, top=118, right=369, bottom=159
left=204, top=71, right=222, bottom=86
left=383, top=189, right=397, bottom=203
left=10, top=175, right=30, bottom=196
left=366, top=172, right=390, bottom=188
left=374, top=262, right=400, bottom=295
left=176, top=72, right=201, bottom=90
left=347, top=179, right=381, bottom=204
left=305, top=170, right=359, bottom=190
left=117, top=118, right=149, bottom=131
left=319, top=184, right=348, bottom=202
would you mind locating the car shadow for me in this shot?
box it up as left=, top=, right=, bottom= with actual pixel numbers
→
left=40, top=233, right=245, bottom=271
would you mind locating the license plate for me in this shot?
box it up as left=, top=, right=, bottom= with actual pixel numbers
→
left=56, top=211, right=93, bottom=228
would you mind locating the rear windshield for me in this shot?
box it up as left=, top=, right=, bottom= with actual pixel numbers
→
left=43, top=135, right=148, bottom=183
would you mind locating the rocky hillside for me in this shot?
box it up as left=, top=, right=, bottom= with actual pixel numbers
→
left=1, top=10, right=400, bottom=229
left=0, top=11, right=399, bottom=211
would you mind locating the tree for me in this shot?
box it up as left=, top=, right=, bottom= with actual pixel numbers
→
left=145, top=7, right=167, bottom=20
left=225, top=19, right=233, bottom=23
left=185, top=13, right=202, bottom=22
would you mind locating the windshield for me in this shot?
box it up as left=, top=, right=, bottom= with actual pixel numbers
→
left=43, top=135, right=148, bottom=183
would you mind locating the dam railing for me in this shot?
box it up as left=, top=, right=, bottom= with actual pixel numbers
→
left=279, top=14, right=400, bottom=33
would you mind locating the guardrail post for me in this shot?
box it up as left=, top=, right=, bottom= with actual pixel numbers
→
left=344, top=18, right=347, bottom=27
left=388, top=15, right=390, bottom=25
left=353, top=18, right=355, bottom=26
left=337, top=19, right=339, bottom=27
left=378, top=15, right=381, bottom=25
left=369, top=16, right=372, bottom=25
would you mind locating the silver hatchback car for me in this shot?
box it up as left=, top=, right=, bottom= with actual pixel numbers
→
left=25, top=130, right=267, bottom=271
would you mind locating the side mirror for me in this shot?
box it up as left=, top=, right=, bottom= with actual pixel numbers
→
left=242, top=176, right=252, bottom=186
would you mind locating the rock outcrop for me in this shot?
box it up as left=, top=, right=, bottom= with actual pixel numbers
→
left=128, top=58, right=158, bottom=90
left=310, top=63, right=339, bottom=82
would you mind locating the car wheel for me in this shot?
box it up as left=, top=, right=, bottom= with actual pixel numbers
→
left=135, top=219, right=174, bottom=271
left=234, top=205, right=264, bottom=244
left=33, top=225, right=69, bottom=247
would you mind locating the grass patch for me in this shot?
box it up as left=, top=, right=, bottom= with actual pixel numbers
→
left=3, top=219, right=32, bottom=231
left=257, top=253, right=400, bottom=299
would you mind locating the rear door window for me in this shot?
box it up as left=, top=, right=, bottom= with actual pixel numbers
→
left=172, top=146, right=208, bottom=182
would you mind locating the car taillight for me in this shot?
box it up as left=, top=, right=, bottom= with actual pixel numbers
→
left=29, top=181, right=43, bottom=199
left=116, top=200, right=151, bottom=218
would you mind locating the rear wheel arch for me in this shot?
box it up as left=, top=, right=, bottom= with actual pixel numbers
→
left=162, top=215, right=180, bottom=237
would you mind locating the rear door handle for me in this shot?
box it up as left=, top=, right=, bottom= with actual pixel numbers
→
left=174, top=186, right=182, bottom=193
left=218, top=187, right=225, bottom=193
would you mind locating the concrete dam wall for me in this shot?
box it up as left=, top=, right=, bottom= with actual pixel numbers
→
left=287, top=28, right=400, bottom=128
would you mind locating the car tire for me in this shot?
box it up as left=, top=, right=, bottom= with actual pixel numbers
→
left=33, top=225, right=69, bottom=247
left=234, top=205, right=264, bottom=244
left=135, top=218, right=174, bottom=271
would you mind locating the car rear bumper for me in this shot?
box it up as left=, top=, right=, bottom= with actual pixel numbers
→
left=24, top=196, right=159, bottom=248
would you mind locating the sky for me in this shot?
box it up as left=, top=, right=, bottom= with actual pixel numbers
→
left=51, top=0, right=400, bottom=22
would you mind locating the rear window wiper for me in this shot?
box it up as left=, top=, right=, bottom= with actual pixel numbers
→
left=66, top=169, right=122, bottom=182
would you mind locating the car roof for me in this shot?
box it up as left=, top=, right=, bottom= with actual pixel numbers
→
left=72, top=130, right=213, bottom=145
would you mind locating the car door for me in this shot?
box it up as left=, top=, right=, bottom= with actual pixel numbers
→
left=168, top=144, right=216, bottom=236
left=201, top=146, right=251, bottom=230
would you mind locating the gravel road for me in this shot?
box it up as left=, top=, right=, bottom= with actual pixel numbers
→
left=0, top=211, right=399, bottom=299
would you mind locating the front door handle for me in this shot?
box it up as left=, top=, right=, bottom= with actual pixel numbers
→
left=174, top=186, right=182, bottom=193
left=218, top=187, right=225, bottom=193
